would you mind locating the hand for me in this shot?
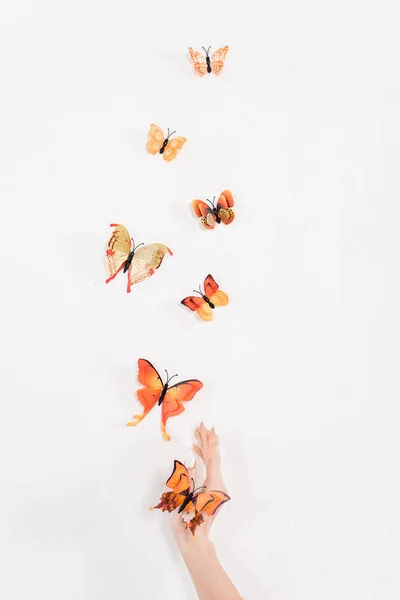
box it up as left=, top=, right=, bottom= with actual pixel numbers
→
left=172, top=424, right=228, bottom=551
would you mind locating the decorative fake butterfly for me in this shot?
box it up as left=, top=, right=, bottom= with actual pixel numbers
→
left=189, top=45, right=229, bottom=77
left=151, top=460, right=230, bottom=535
left=192, top=189, right=235, bottom=230
left=105, top=224, right=172, bottom=293
left=127, top=359, right=203, bottom=441
left=181, top=274, right=229, bottom=322
left=146, top=124, right=187, bottom=161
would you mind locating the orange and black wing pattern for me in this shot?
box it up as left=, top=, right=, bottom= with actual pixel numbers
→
left=161, top=379, right=203, bottom=441
left=151, top=460, right=192, bottom=513
left=126, top=358, right=163, bottom=429
left=181, top=274, right=229, bottom=321
left=216, top=189, right=235, bottom=225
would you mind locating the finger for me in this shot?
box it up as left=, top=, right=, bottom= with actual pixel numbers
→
left=193, top=444, right=204, bottom=462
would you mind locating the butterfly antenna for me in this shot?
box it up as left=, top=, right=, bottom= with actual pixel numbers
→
left=202, top=46, right=211, bottom=56
left=167, top=373, right=179, bottom=384
left=193, top=485, right=206, bottom=493
left=192, top=286, right=203, bottom=296
left=169, top=129, right=176, bottom=138
left=205, top=198, right=214, bottom=207
left=133, top=242, right=144, bottom=252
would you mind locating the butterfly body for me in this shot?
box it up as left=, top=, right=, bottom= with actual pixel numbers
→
left=152, top=460, right=230, bottom=535
left=127, top=359, right=203, bottom=440
left=122, top=250, right=135, bottom=273
left=158, top=382, right=169, bottom=406
left=192, top=190, right=235, bottom=230
left=181, top=274, right=229, bottom=321
left=189, top=46, right=229, bottom=77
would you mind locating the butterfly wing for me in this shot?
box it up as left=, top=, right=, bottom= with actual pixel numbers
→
left=146, top=123, right=165, bottom=155
left=194, top=490, right=231, bottom=516
left=127, top=243, right=172, bottom=292
left=189, top=47, right=208, bottom=77
left=166, top=460, right=191, bottom=493
left=204, top=274, right=229, bottom=308
left=210, top=45, right=229, bottom=75
left=192, top=200, right=217, bottom=229
left=137, top=358, right=163, bottom=388
left=181, top=296, right=213, bottom=322
left=163, top=137, right=187, bottom=162
left=216, top=190, right=235, bottom=225
left=203, top=274, right=219, bottom=298
left=127, top=358, right=163, bottom=427
left=161, top=380, right=203, bottom=441
left=105, top=223, right=132, bottom=283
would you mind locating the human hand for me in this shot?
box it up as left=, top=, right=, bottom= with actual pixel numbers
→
left=172, top=424, right=228, bottom=551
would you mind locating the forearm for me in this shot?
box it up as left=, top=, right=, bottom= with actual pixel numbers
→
left=180, top=540, right=241, bottom=600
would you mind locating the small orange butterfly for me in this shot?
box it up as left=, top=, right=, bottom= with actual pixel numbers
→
left=192, top=189, right=235, bottom=229
left=105, top=224, right=172, bottom=293
left=189, top=45, right=229, bottom=77
left=151, top=460, right=230, bottom=535
left=146, top=124, right=187, bottom=161
left=181, top=274, right=229, bottom=321
left=127, top=359, right=203, bottom=441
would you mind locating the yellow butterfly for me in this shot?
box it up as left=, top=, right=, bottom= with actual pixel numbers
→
left=146, top=124, right=187, bottom=162
left=105, top=224, right=172, bottom=293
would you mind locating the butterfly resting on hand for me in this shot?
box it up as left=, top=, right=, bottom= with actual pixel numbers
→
left=151, top=460, right=230, bottom=535
left=146, top=124, right=187, bottom=161
left=105, top=224, right=172, bottom=293
left=181, top=274, right=229, bottom=322
left=189, top=45, right=229, bottom=77
left=127, top=359, right=203, bottom=441
left=192, top=189, right=235, bottom=230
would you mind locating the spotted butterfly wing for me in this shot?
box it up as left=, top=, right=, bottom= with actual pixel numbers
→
left=146, top=123, right=187, bottom=161
left=192, top=189, right=235, bottom=229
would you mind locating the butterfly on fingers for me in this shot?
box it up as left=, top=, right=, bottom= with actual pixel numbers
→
left=105, top=224, right=172, bottom=293
left=146, top=124, right=187, bottom=161
left=151, top=460, right=230, bottom=535
left=192, top=189, right=235, bottom=230
left=181, top=274, right=229, bottom=322
left=189, top=45, right=229, bottom=77
left=127, top=359, right=203, bottom=441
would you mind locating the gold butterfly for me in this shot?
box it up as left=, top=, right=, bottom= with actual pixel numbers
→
left=105, top=224, right=172, bottom=293
left=146, top=124, right=187, bottom=162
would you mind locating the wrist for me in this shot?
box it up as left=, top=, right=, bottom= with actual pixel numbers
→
left=179, top=537, right=216, bottom=561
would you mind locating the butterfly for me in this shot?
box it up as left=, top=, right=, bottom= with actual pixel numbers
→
left=146, top=124, right=187, bottom=161
left=192, top=189, right=235, bottom=230
left=188, top=45, right=229, bottom=77
left=127, top=359, right=203, bottom=441
left=181, top=274, right=229, bottom=322
left=105, top=224, right=172, bottom=293
left=151, top=460, right=230, bottom=535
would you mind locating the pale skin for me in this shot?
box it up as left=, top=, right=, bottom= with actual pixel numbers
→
left=171, top=424, right=242, bottom=600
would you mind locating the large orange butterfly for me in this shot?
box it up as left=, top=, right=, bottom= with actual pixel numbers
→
left=181, top=274, right=229, bottom=322
left=105, top=224, right=172, bottom=293
left=189, top=46, right=229, bottom=77
left=127, top=359, right=203, bottom=441
left=151, top=460, right=230, bottom=535
left=192, top=189, right=235, bottom=229
left=146, top=124, right=187, bottom=161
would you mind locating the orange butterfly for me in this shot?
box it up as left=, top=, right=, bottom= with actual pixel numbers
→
left=188, top=45, right=229, bottom=77
left=192, top=189, right=235, bottom=229
left=146, top=124, right=187, bottom=161
left=105, top=224, right=172, bottom=293
left=151, top=460, right=230, bottom=535
left=127, top=359, right=203, bottom=441
left=181, top=274, right=229, bottom=322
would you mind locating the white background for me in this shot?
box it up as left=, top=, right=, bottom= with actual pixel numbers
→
left=0, top=1, right=399, bottom=598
